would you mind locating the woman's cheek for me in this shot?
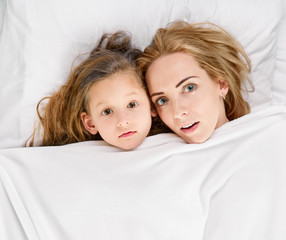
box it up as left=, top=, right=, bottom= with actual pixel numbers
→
left=158, top=108, right=169, bottom=124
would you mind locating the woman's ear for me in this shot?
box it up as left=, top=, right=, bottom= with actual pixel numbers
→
left=81, top=112, right=98, bottom=135
left=218, top=79, right=229, bottom=98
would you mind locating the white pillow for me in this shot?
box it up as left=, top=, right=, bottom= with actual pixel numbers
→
left=0, top=0, right=284, bottom=148
left=272, top=3, right=286, bottom=105
left=0, top=1, right=4, bottom=33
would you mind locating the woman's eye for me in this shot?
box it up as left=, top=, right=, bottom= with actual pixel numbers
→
left=127, top=101, right=138, bottom=108
left=102, top=109, right=113, bottom=116
left=156, top=98, right=168, bottom=106
left=184, top=84, right=196, bottom=92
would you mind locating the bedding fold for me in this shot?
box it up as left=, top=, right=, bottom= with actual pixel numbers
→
left=0, top=105, right=286, bottom=240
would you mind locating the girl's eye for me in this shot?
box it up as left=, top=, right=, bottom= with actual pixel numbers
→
left=127, top=101, right=138, bottom=108
left=102, top=109, right=113, bottom=116
left=184, top=84, right=196, bottom=92
left=156, top=97, right=168, bottom=106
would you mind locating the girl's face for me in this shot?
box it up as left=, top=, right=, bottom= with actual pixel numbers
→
left=146, top=52, right=229, bottom=144
left=81, top=71, right=155, bottom=150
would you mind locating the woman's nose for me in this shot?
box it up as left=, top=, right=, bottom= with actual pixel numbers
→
left=173, top=97, right=189, bottom=119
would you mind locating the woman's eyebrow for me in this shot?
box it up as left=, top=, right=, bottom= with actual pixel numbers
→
left=150, top=92, right=164, bottom=98
left=176, top=76, right=198, bottom=88
left=150, top=76, right=198, bottom=98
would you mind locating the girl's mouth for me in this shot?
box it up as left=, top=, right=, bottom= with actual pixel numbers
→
left=180, top=122, right=199, bottom=134
left=119, top=131, right=136, bottom=138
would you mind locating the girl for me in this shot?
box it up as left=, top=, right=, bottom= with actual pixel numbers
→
left=27, top=31, right=163, bottom=150
left=137, top=21, right=254, bottom=144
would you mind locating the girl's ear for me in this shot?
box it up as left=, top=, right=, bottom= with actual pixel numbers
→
left=151, top=107, right=157, bottom=117
left=218, top=79, right=229, bottom=98
left=81, top=112, right=98, bottom=135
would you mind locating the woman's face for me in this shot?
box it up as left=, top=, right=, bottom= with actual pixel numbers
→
left=146, top=52, right=229, bottom=144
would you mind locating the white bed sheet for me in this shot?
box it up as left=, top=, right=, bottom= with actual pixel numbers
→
left=1, top=105, right=286, bottom=240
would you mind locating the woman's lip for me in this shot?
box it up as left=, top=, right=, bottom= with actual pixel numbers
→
left=119, top=131, right=136, bottom=138
left=180, top=122, right=199, bottom=134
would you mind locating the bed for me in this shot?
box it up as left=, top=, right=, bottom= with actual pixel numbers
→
left=0, top=0, right=286, bottom=239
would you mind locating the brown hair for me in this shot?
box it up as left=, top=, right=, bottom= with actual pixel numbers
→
left=27, top=31, right=149, bottom=146
left=137, top=21, right=254, bottom=120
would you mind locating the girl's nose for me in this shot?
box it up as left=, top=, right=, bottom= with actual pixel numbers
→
left=117, top=112, right=130, bottom=128
left=117, top=120, right=129, bottom=128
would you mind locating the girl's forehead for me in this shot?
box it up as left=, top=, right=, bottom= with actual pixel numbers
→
left=86, top=75, right=150, bottom=111
left=88, top=71, right=146, bottom=97
left=93, top=70, right=144, bottom=88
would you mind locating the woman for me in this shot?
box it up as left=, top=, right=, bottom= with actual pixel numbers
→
left=137, top=21, right=254, bottom=144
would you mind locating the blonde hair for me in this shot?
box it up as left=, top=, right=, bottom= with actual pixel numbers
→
left=27, top=31, right=146, bottom=146
left=137, top=21, right=254, bottom=120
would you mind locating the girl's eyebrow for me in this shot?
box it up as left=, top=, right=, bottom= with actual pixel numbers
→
left=175, top=76, right=198, bottom=88
left=96, top=91, right=141, bottom=107
left=150, top=76, right=198, bottom=98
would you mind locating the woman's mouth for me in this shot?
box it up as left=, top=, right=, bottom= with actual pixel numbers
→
left=180, top=122, right=199, bottom=134
left=119, top=131, right=136, bottom=138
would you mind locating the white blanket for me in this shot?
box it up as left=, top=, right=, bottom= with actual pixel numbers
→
left=1, top=105, right=286, bottom=240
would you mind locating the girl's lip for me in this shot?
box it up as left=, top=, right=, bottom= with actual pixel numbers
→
left=119, top=131, right=136, bottom=138
left=180, top=122, right=199, bottom=134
